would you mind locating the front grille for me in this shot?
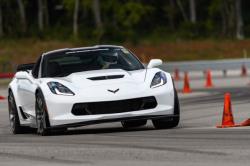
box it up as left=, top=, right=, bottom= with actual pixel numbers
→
left=71, top=96, right=157, bottom=116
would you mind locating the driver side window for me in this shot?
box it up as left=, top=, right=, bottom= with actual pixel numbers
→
left=32, top=57, right=41, bottom=78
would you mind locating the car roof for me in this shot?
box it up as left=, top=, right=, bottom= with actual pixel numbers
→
left=43, top=45, right=124, bottom=57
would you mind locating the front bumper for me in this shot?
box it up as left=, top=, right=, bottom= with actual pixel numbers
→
left=50, top=114, right=179, bottom=129
left=45, top=82, right=175, bottom=127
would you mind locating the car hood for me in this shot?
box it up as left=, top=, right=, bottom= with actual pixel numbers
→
left=58, top=69, right=146, bottom=88
left=41, top=68, right=166, bottom=99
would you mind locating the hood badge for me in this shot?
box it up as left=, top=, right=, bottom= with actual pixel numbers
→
left=107, top=88, right=119, bottom=94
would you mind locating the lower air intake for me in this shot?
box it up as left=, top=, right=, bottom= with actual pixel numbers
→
left=72, top=96, right=157, bottom=116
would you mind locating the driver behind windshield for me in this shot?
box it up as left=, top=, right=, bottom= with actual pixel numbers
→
left=97, top=52, right=118, bottom=69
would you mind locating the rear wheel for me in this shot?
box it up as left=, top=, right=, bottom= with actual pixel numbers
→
left=36, top=91, right=51, bottom=136
left=8, top=91, right=27, bottom=134
left=121, top=120, right=147, bottom=128
left=153, top=89, right=180, bottom=129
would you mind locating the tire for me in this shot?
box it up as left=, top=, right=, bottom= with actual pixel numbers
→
left=36, top=91, right=51, bottom=136
left=8, top=91, right=27, bottom=134
left=121, top=120, right=147, bottom=128
left=153, top=89, right=180, bottom=129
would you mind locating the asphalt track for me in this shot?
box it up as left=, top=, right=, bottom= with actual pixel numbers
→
left=0, top=71, right=250, bottom=166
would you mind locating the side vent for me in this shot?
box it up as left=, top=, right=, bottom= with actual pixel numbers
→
left=88, top=75, right=124, bottom=81
left=19, top=106, right=28, bottom=119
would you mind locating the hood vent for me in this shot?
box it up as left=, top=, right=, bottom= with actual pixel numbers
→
left=88, top=75, right=124, bottom=81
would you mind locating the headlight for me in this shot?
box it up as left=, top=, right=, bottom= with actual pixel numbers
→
left=150, top=72, right=167, bottom=88
left=47, top=82, right=75, bottom=96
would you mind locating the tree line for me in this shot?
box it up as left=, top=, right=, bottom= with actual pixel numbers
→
left=0, top=0, right=248, bottom=42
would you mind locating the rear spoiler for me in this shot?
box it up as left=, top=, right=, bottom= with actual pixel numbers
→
left=16, top=63, right=35, bottom=72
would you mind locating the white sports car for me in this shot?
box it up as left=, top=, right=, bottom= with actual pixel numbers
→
left=8, top=45, right=180, bottom=135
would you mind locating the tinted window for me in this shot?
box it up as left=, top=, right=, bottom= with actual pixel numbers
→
left=42, top=48, right=144, bottom=77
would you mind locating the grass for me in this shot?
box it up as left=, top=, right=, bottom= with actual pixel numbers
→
left=1, top=38, right=250, bottom=71
left=129, top=39, right=250, bottom=62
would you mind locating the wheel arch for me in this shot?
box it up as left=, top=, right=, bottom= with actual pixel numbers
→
left=35, top=88, right=42, bottom=96
left=35, top=87, right=51, bottom=128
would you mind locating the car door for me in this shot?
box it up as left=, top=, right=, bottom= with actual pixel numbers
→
left=17, top=57, right=41, bottom=117
left=17, top=73, right=37, bottom=115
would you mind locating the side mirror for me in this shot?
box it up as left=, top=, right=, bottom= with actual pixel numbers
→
left=15, top=72, right=29, bottom=79
left=147, top=59, right=163, bottom=69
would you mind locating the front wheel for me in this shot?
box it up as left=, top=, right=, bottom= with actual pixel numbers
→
left=36, top=91, right=51, bottom=136
left=153, top=89, right=180, bottom=129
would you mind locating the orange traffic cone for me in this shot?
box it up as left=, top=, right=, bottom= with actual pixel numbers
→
left=182, top=72, right=191, bottom=93
left=241, top=64, right=247, bottom=77
left=240, top=118, right=250, bottom=127
left=174, top=68, right=180, bottom=81
left=205, top=69, right=213, bottom=88
left=0, top=96, right=5, bottom=100
left=216, top=93, right=240, bottom=128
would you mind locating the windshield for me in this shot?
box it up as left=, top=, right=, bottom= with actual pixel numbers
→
left=42, top=48, right=144, bottom=77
